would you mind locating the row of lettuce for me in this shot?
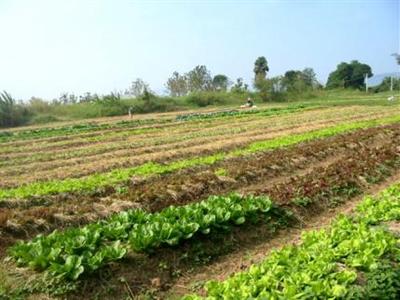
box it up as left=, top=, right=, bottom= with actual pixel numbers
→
left=0, top=105, right=314, bottom=143
left=9, top=194, right=287, bottom=280
left=183, top=183, right=400, bottom=300
left=1, top=115, right=400, bottom=201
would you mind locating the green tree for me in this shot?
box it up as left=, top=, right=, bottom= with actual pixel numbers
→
left=375, top=76, right=400, bottom=92
left=301, top=68, right=319, bottom=88
left=326, top=60, right=372, bottom=89
left=254, top=56, right=270, bottom=96
left=231, top=78, right=248, bottom=93
left=392, top=53, right=400, bottom=65
left=0, top=91, right=30, bottom=127
left=165, top=71, right=188, bottom=96
left=186, top=65, right=212, bottom=92
left=254, top=56, right=269, bottom=81
left=212, top=74, right=230, bottom=91
left=126, top=78, right=150, bottom=97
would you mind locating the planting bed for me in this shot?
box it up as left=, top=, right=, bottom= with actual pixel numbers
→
left=0, top=101, right=399, bottom=299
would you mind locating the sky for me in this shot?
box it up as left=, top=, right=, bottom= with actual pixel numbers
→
left=0, top=0, right=399, bottom=100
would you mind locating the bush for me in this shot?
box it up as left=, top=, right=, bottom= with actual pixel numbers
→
left=186, top=92, right=230, bottom=107
left=0, top=91, right=31, bottom=127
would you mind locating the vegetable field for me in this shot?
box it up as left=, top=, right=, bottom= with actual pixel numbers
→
left=0, top=98, right=400, bottom=299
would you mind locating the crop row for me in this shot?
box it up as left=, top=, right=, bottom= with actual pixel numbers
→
left=1, top=115, right=399, bottom=200
left=2, top=114, right=369, bottom=184
left=0, top=118, right=172, bottom=143
left=0, top=105, right=320, bottom=167
left=175, top=104, right=313, bottom=121
left=0, top=106, right=390, bottom=158
left=184, top=183, right=400, bottom=299
left=8, top=194, right=283, bottom=280
left=0, top=105, right=314, bottom=144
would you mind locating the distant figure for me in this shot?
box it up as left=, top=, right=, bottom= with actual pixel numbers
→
left=128, top=107, right=133, bottom=119
left=240, top=97, right=256, bottom=109
left=388, top=95, right=395, bottom=101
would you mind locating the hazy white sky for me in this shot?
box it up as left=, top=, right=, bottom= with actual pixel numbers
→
left=0, top=0, right=399, bottom=100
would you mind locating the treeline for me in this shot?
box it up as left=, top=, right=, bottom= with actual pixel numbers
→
left=1, top=54, right=399, bottom=128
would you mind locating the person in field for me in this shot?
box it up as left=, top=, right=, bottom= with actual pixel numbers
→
left=240, top=97, right=256, bottom=108
left=128, top=107, right=133, bottom=119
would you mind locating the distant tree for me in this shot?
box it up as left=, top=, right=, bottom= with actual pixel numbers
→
left=29, top=97, right=49, bottom=113
left=392, top=53, right=400, bottom=65
left=283, top=70, right=302, bottom=89
left=254, top=56, right=270, bottom=92
left=0, top=91, right=30, bottom=127
left=186, top=65, right=213, bottom=92
left=126, top=78, right=150, bottom=97
left=59, top=93, right=69, bottom=105
left=254, top=56, right=269, bottom=81
left=166, top=71, right=188, bottom=96
left=301, top=68, right=319, bottom=88
left=212, top=74, right=230, bottom=91
left=0, top=91, right=15, bottom=127
left=283, top=68, right=319, bottom=92
left=374, top=76, right=400, bottom=92
left=326, top=60, right=372, bottom=89
left=231, top=78, right=248, bottom=93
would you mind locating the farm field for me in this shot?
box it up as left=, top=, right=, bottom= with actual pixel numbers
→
left=0, top=97, right=400, bottom=299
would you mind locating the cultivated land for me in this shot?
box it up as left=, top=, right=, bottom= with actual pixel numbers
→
left=0, top=93, right=399, bottom=299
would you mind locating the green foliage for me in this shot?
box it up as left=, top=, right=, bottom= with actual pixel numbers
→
left=186, top=91, right=228, bottom=107
left=212, top=74, right=230, bottom=91
left=326, top=60, right=373, bottom=89
left=186, top=65, right=213, bottom=92
left=230, top=78, right=249, bottom=93
left=166, top=71, right=189, bottom=96
left=373, top=76, right=400, bottom=92
left=184, top=183, right=400, bottom=299
left=8, top=194, right=279, bottom=280
left=0, top=91, right=31, bottom=127
left=126, top=78, right=150, bottom=98
left=254, top=56, right=269, bottom=81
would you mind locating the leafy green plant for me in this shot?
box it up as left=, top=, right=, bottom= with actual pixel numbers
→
left=8, top=194, right=280, bottom=280
left=183, top=183, right=400, bottom=300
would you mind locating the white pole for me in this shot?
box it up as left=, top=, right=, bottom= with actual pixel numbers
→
left=365, top=73, right=368, bottom=93
left=390, top=76, right=393, bottom=92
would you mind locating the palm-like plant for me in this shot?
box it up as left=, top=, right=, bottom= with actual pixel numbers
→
left=0, top=90, right=16, bottom=127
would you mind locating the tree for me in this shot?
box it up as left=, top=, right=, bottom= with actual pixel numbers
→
left=301, top=68, right=319, bottom=88
left=212, top=74, right=230, bottom=91
left=0, top=91, right=30, bottom=127
left=254, top=56, right=269, bottom=81
left=126, top=78, right=150, bottom=97
left=231, top=78, right=248, bottom=93
left=186, top=65, right=212, bottom=92
left=254, top=56, right=269, bottom=93
left=375, top=76, right=400, bottom=92
left=283, top=68, right=319, bottom=92
left=326, top=60, right=372, bottom=89
left=165, top=71, right=188, bottom=96
left=0, top=91, right=15, bottom=127
left=392, top=53, right=400, bottom=65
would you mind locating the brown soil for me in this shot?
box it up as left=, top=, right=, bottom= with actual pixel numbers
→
left=0, top=123, right=398, bottom=250
left=0, top=109, right=395, bottom=187
left=1, top=126, right=399, bottom=299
